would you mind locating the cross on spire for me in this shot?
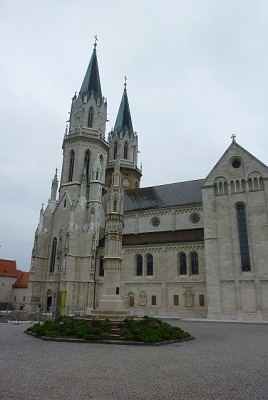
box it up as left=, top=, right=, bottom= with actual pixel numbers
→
left=231, top=134, right=236, bottom=143
left=124, top=76, right=127, bottom=90
left=94, top=35, right=98, bottom=48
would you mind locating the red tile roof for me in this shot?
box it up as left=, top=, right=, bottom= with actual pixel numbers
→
left=13, top=270, right=29, bottom=288
left=0, top=259, right=18, bottom=277
left=0, top=259, right=29, bottom=288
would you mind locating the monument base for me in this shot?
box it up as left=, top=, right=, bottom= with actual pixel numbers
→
left=98, top=295, right=125, bottom=311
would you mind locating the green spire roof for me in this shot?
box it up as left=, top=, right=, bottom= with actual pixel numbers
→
left=80, top=45, right=102, bottom=99
left=114, top=86, right=133, bottom=134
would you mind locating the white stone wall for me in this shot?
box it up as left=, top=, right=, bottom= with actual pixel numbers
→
left=203, top=142, right=268, bottom=320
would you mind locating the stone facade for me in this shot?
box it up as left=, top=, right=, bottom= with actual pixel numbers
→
left=27, top=44, right=268, bottom=321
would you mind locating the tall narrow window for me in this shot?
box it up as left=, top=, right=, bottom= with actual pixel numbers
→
left=146, top=254, right=153, bottom=276
left=151, top=295, right=156, bottom=305
left=136, top=254, right=143, bottom=276
left=199, top=294, right=205, bottom=307
left=179, top=252, right=187, bottom=275
left=174, top=295, right=179, bottom=306
left=68, top=150, right=75, bottom=182
left=191, top=252, right=199, bottom=275
left=84, top=150, right=90, bottom=182
left=114, top=142, right=118, bottom=159
left=113, top=199, right=117, bottom=212
left=236, top=204, right=251, bottom=271
left=88, top=107, right=93, bottom=127
left=124, top=142, right=128, bottom=159
left=129, top=293, right=135, bottom=307
left=99, top=257, right=104, bottom=277
left=50, top=237, right=57, bottom=272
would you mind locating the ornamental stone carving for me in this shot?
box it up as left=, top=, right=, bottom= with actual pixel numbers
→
left=139, top=291, right=147, bottom=306
left=184, top=288, right=194, bottom=307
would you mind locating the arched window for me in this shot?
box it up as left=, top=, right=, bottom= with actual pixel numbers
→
left=146, top=254, right=153, bottom=276
left=114, top=142, right=118, bottom=159
left=68, top=150, right=75, bottom=182
left=191, top=252, right=199, bottom=275
left=179, top=252, right=187, bottom=275
left=136, top=254, right=143, bottom=276
left=50, top=237, right=57, bottom=272
left=84, top=150, right=90, bottom=182
left=88, top=107, right=93, bottom=128
left=113, top=199, right=117, bottom=212
left=236, top=203, right=251, bottom=271
left=99, top=257, right=104, bottom=276
left=124, top=142, right=128, bottom=159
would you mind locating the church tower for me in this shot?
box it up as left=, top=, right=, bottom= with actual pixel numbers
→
left=106, top=80, right=142, bottom=190
left=27, top=40, right=108, bottom=315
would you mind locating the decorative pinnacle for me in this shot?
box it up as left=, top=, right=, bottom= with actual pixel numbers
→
left=231, top=134, right=237, bottom=143
left=124, top=75, right=127, bottom=90
left=94, top=35, right=98, bottom=49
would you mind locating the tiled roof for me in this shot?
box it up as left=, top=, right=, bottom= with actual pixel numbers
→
left=98, top=229, right=204, bottom=248
left=124, top=179, right=204, bottom=212
left=122, top=229, right=204, bottom=246
left=13, top=270, right=29, bottom=288
left=0, top=259, right=18, bottom=277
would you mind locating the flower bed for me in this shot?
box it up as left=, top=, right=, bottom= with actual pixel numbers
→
left=26, top=316, right=191, bottom=343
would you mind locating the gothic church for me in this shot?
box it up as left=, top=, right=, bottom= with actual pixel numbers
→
left=27, top=42, right=268, bottom=321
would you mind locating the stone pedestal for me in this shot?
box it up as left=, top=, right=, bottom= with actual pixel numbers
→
left=98, top=295, right=125, bottom=311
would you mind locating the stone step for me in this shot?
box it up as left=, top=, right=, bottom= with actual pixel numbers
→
left=83, top=312, right=139, bottom=322
left=91, top=310, right=129, bottom=316
left=107, top=333, right=122, bottom=341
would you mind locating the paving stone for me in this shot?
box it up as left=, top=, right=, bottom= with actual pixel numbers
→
left=0, top=320, right=267, bottom=399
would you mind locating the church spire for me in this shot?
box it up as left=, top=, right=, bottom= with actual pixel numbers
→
left=113, top=77, right=133, bottom=135
left=80, top=37, right=102, bottom=100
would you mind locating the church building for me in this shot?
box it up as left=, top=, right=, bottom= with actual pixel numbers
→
left=27, top=42, right=268, bottom=321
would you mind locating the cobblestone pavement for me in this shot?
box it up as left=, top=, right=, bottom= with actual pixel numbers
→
left=0, top=319, right=267, bottom=400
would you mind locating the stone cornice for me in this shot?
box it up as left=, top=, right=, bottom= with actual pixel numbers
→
left=125, top=204, right=203, bottom=218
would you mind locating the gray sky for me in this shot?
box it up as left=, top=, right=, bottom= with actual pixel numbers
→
left=1, top=0, right=268, bottom=270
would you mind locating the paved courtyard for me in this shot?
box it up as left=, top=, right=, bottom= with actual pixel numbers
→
left=0, top=319, right=267, bottom=400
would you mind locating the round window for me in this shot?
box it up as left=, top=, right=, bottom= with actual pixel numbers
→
left=232, top=159, right=241, bottom=169
left=151, top=216, right=160, bottom=227
left=190, top=213, right=200, bottom=224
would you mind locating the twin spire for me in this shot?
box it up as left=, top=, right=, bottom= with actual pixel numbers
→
left=114, top=78, right=133, bottom=134
left=79, top=39, right=133, bottom=133
left=80, top=39, right=102, bottom=100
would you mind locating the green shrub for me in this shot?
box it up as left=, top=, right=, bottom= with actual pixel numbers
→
left=27, top=316, right=190, bottom=343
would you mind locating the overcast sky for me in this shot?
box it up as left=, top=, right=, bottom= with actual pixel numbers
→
left=1, top=0, right=268, bottom=270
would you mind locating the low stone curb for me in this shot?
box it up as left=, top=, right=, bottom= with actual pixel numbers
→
left=25, top=330, right=194, bottom=346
